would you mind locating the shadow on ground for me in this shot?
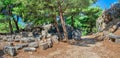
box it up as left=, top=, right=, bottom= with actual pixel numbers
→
left=0, top=50, right=4, bottom=58
left=70, top=38, right=97, bottom=47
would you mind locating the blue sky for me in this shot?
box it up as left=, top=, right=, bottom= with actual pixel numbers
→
left=93, top=0, right=118, bottom=9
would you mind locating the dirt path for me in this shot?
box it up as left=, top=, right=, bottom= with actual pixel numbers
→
left=23, top=41, right=102, bottom=58
left=54, top=42, right=102, bottom=58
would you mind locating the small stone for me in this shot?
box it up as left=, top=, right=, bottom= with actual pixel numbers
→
left=21, top=37, right=35, bottom=43
left=21, top=43, right=28, bottom=47
left=11, top=35, right=16, bottom=39
left=3, top=37, right=7, bottom=41
left=3, top=46, right=16, bottom=56
left=7, top=42, right=14, bottom=46
left=47, top=33, right=51, bottom=38
left=14, top=39, right=20, bottom=42
left=21, top=32, right=28, bottom=37
left=23, top=47, right=36, bottom=52
left=39, top=42, right=49, bottom=50
left=35, top=36, right=42, bottom=41
left=15, top=35, right=22, bottom=39
left=51, top=35, right=59, bottom=43
left=28, top=42, right=39, bottom=48
left=46, top=38, right=53, bottom=48
left=15, top=43, right=28, bottom=50
left=28, top=32, right=33, bottom=37
left=72, top=29, right=81, bottom=40
left=14, top=46, right=22, bottom=50
left=7, top=38, right=14, bottom=42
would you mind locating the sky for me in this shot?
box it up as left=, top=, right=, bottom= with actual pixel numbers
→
left=93, top=0, right=118, bottom=9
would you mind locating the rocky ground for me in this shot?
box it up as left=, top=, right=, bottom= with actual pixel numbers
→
left=0, top=26, right=120, bottom=58
left=0, top=35, right=120, bottom=58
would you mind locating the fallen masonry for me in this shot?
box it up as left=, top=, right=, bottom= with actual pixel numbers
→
left=46, top=38, right=53, bottom=48
left=15, top=43, right=28, bottom=50
left=3, top=46, right=16, bottom=56
left=39, top=42, right=49, bottom=50
left=0, top=24, right=82, bottom=56
left=23, top=47, right=36, bottom=52
left=51, top=35, right=59, bottom=44
left=2, top=39, right=54, bottom=56
left=20, top=37, right=35, bottom=43
left=28, top=42, right=39, bottom=48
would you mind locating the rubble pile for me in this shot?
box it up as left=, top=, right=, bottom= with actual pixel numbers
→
left=0, top=24, right=82, bottom=56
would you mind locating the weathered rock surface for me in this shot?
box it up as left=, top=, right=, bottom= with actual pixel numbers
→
left=28, top=42, right=39, bottom=48
left=15, top=34, right=22, bottom=39
left=51, top=35, right=59, bottom=44
left=7, top=42, right=14, bottom=46
left=15, top=43, right=28, bottom=50
left=7, top=38, right=14, bottom=42
left=72, top=29, right=82, bottom=40
left=21, top=37, right=35, bottom=43
left=46, top=38, right=53, bottom=48
left=3, top=46, right=16, bottom=56
left=3, top=36, right=7, bottom=41
left=14, top=38, right=20, bottom=42
left=39, top=42, right=49, bottom=50
left=23, top=47, right=36, bottom=52
left=21, top=32, right=28, bottom=37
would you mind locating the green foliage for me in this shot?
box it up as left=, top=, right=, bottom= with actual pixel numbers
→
left=0, top=15, right=9, bottom=33
left=13, top=0, right=96, bottom=24
left=66, top=7, right=102, bottom=35
left=0, top=0, right=102, bottom=35
left=0, top=23, right=9, bottom=33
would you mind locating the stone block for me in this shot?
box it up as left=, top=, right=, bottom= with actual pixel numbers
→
left=39, top=42, right=49, bottom=50
left=3, top=46, right=16, bottom=56
left=23, top=47, right=36, bottom=52
left=28, top=42, right=39, bottom=48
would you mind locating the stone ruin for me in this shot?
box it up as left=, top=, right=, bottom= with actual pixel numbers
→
left=96, top=3, right=120, bottom=31
left=0, top=24, right=82, bottom=56
left=96, top=3, right=120, bottom=42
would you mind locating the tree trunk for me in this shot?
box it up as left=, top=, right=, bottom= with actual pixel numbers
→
left=13, top=16, right=20, bottom=32
left=71, top=16, right=75, bottom=28
left=90, top=23, right=93, bottom=32
left=8, top=18, right=13, bottom=34
left=53, top=15, right=62, bottom=41
left=8, top=5, right=13, bottom=34
left=58, top=2, right=68, bottom=42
